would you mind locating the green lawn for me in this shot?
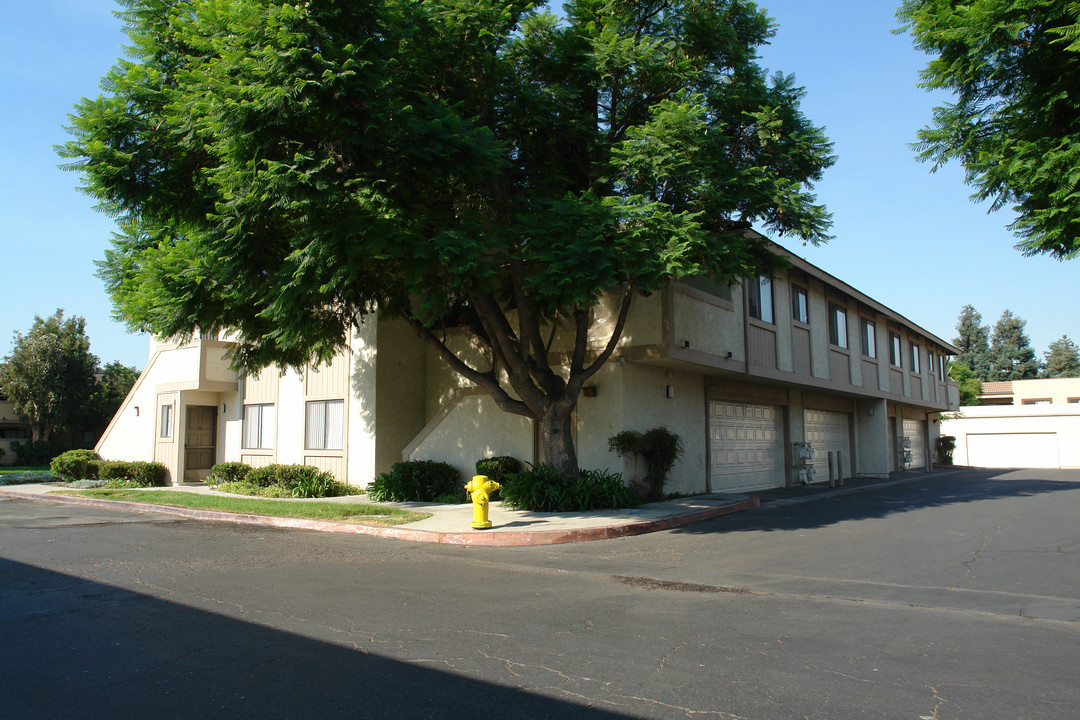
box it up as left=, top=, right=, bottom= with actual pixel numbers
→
left=55, top=489, right=431, bottom=526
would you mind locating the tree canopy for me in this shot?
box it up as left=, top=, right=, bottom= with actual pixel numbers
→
left=948, top=361, right=982, bottom=406
left=988, top=309, right=1039, bottom=381
left=61, top=0, right=834, bottom=470
left=0, top=310, right=98, bottom=442
left=1042, top=335, right=1080, bottom=378
left=897, top=0, right=1080, bottom=259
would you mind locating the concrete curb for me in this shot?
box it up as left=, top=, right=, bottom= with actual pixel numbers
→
left=0, top=488, right=760, bottom=546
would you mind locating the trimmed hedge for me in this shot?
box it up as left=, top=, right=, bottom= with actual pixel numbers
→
left=98, top=460, right=168, bottom=487
left=206, top=461, right=253, bottom=486
left=367, top=460, right=463, bottom=503
left=51, top=449, right=101, bottom=482
left=475, top=455, right=522, bottom=484
left=245, top=463, right=359, bottom=499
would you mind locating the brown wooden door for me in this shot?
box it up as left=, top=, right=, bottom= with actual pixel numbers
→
left=185, top=406, right=217, bottom=471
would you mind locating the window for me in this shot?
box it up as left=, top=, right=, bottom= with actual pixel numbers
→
left=861, top=318, right=876, bottom=358
left=242, top=404, right=275, bottom=450
left=1022, top=398, right=1051, bottom=405
left=911, top=343, right=921, bottom=373
left=889, top=333, right=902, bottom=367
left=939, top=355, right=947, bottom=382
left=306, top=399, right=344, bottom=450
left=792, top=285, right=809, bottom=323
left=1068, top=398, right=1080, bottom=404
left=828, top=303, right=848, bottom=348
left=159, top=404, right=173, bottom=439
left=748, top=277, right=773, bottom=323
left=679, top=275, right=733, bottom=303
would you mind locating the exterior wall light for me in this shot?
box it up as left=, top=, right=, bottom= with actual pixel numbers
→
left=583, top=386, right=598, bottom=398
left=666, top=385, right=675, bottom=399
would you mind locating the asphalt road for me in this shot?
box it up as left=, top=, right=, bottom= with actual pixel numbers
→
left=2, top=468, right=1078, bottom=719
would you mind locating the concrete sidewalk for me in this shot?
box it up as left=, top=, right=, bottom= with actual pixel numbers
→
left=0, top=470, right=942, bottom=546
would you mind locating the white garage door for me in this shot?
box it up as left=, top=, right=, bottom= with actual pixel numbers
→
left=709, top=401, right=785, bottom=491
left=966, top=433, right=1059, bottom=468
left=804, top=409, right=851, bottom=482
left=902, top=418, right=927, bottom=470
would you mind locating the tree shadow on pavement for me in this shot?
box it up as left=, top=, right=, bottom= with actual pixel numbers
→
left=670, top=468, right=1080, bottom=535
left=0, top=557, right=634, bottom=720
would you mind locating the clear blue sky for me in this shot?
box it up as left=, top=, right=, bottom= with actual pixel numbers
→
left=2, top=0, right=1076, bottom=371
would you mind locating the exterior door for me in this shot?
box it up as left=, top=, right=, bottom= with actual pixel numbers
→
left=185, top=406, right=217, bottom=474
left=709, top=400, right=785, bottom=492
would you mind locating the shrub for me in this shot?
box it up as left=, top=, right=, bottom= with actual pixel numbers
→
left=98, top=460, right=168, bottom=487
left=103, top=479, right=147, bottom=490
left=499, top=463, right=638, bottom=512
left=51, top=449, right=101, bottom=482
left=0, top=447, right=5, bottom=462
left=206, top=461, right=252, bottom=486
left=934, top=435, right=956, bottom=465
left=0, top=471, right=56, bottom=485
left=367, top=460, right=462, bottom=502
left=65, top=479, right=108, bottom=489
left=475, top=456, right=522, bottom=484
left=244, top=463, right=360, bottom=498
left=608, top=427, right=684, bottom=502
left=9, top=439, right=62, bottom=466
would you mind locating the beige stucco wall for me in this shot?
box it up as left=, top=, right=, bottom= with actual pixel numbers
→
left=373, top=318, right=427, bottom=477
left=409, top=393, right=534, bottom=479
left=670, top=289, right=742, bottom=360
left=1008, top=378, right=1080, bottom=404
left=941, top=405, right=1080, bottom=468
left=854, top=398, right=889, bottom=477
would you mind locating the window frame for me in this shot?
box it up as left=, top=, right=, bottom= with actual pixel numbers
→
left=828, top=302, right=848, bottom=349
left=911, top=342, right=921, bottom=374
left=861, top=318, right=877, bottom=359
left=159, top=404, right=173, bottom=439
left=889, top=332, right=902, bottom=368
left=791, top=285, right=809, bottom=324
left=242, top=403, right=275, bottom=450
left=305, top=399, right=345, bottom=451
left=747, top=276, right=774, bottom=324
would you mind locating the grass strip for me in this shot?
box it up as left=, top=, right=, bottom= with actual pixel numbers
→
left=53, top=489, right=430, bottom=526
left=0, top=466, right=50, bottom=475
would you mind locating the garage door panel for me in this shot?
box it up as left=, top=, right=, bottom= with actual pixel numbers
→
left=710, top=400, right=785, bottom=492
left=805, top=409, right=851, bottom=481
left=902, top=418, right=927, bottom=470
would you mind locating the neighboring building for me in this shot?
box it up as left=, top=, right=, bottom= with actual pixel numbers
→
left=0, top=397, right=33, bottom=466
left=941, top=378, right=1080, bottom=469
left=96, top=240, right=960, bottom=490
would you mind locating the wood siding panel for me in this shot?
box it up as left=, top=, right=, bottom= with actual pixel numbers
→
left=304, top=454, right=346, bottom=481
left=890, top=368, right=904, bottom=394
left=749, top=324, right=777, bottom=370
left=862, top=359, right=880, bottom=391
left=244, top=368, right=279, bottom=403
left=240, top=453, right=274, bottom=468
left=792, top=326, right=812, bottom=376
left=305, top=352, right=349, bottom=398
left=911, top=376, right=923, bottom=400
left=828, top=350, right=851, bottom=386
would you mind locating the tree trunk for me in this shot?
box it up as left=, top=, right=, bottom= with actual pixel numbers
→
left=539, top=410, right=577, bottom=474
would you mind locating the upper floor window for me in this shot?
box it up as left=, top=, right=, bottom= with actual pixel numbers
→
left=306, top=399, right=344, bottom=451
left=242, top=403, right=275, bottom=450
left=748, top=277, right=773, bottom=324
left=911, top=343, right=921, bottom=374
left=861, top=318, right=876, bottom=358
left=792, top=285, right=809, bottom=324
left=678, top=275, right=733, bottom=303
left=889, top=333, right=902, bottom=367
left=1022, top=398, right=1051, bottom=405
left=939, top=354, right=947, bottom=382
left=828, top=303, right=848, bottom=348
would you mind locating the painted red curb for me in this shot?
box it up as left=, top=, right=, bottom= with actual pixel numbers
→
left=0, top=488, right=759, bottom=546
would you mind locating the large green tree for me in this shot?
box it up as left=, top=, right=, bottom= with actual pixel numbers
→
left=988, top=309, right=1039, bottom=381
left=948, top=361, right=982, bottom=406
left=0, top=310, right=99, bottom=441
left=1042, top=335, right=1080, bottom=377
left=61, top=0, right=834, bottom=471
left=952, top=304, right=991, bottom=379
left=897, top=1, right=1080, bottom=259
left=86, top=361, right=140, bottom=433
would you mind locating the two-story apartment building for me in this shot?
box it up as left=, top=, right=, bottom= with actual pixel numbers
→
left=96, top=240, right=959, bottom=491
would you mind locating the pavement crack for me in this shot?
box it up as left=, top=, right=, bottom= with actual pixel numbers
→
left=657, top=641, right=687, bottom=673
left=605, top=693, right=751, bottom=718
left=476, top=650, right=578, bottom=683
left=954, top=522, right=1005, bottom=589
left=612, top=575, right=753, bottom=594
left=918, top=685, right=946, bottom=720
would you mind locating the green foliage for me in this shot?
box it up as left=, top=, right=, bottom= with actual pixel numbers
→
left=476, top=455, right=523, bottom=483
left=0, top=310, right=98, bottom=441
left=86, top=361, right=140, bottom=431
left=214, top=481, right=293, bottom=498
left=103, top=479, right=149, bottom=490
left=244, top=463, right=359, bottom=498
left=988, top=310, right=1039, bottom=381
left=98, top=460, right=168, bottom=487
left=50, top=449, right=101, bottom=481
left=608, top=427, right=684, bottom=501
left=499, top=463, right=638, bottom=512
left=1042, top=335, right=1080, bottom=378
left=367, top=460, right=463, bottom=503
left=0, top=447, right=5, bottom=462
left=206, top=461, right=253, bottom=486
left=8, top=440, right=62, bottom=466
left=897, top=0, right=1080, bottom=258
left=952, top=305, right=991, bottom=380
left=934, top=435, right=957, bottom=465
left=62, top=0, right=835, bottom=474
left=949, top=362, right=983, bottom=406
left=0, top=471, right=56, bottom=485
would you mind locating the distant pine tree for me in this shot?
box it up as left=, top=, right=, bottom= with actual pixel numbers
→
left=1042, top=335, right=1080, bottom=378
left=988, top=310, right=1039, bottom=381
left=952, top=305, right=991, bottom=380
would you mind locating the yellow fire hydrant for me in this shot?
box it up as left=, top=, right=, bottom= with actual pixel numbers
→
left=464, top=474, right=501, bottom=529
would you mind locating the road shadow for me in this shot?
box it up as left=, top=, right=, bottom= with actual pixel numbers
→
left=0, top=557, right=633, bottom=720
left=669, top=467, right=1080, bottom=535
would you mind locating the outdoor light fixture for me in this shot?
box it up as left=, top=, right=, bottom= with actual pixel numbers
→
left=867, top=407, right=874, bottom=416
left=134, top=406, right=140, bottom=416
left=666, top=385, right=675, bottom=399
left=583, top=386, right=598, bottom=398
